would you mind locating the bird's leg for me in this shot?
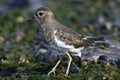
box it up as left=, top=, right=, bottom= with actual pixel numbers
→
left=47, top=58, right=62, bottom=76
left=65, top=52, right=72, bottom=76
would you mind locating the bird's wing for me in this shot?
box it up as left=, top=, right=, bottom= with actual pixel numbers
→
left=54, top=27, right=94, bottom=48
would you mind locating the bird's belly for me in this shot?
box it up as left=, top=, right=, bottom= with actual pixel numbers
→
left=54, top=45, right=83, bottom=57
left=49, top=43, right=83, bottom=57
left=52, top=35, right=84, bottom=57
left=54, top=36, right=74, bottom=49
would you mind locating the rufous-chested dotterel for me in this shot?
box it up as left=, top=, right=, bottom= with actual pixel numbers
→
left=28, top=7, right=106, bottom=76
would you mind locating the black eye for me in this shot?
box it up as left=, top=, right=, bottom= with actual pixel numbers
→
left=39, top=13, right=43, bottom=16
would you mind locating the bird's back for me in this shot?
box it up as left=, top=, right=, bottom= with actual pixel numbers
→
left=41, top=20, right=94, bottom=48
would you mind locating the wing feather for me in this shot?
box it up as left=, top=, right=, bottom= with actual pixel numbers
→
left=55, top=27, right=94, bottom=48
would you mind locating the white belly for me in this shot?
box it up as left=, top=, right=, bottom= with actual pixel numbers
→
left=54, top=34, right=83, bottom=57
left=53, top=30, right=83, bottom=57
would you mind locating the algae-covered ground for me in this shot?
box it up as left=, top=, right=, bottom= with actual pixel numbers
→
left=0, top=0, right=120, bottom=80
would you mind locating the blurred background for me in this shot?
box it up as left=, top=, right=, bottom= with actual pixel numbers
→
left=0, top=0, right=120, bottom=80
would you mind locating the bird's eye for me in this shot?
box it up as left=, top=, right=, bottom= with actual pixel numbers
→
left=39, top=12, right=43, bottom=16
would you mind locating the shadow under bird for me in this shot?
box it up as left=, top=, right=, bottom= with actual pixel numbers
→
left=28, top=7, right=108, bottom=76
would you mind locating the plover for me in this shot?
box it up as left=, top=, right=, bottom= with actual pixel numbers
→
left=28, top=7, right=106, bottom=76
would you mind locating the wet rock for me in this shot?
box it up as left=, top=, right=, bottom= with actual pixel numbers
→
left=44, top=50, right=58, bottom=62
left=10, top=73, right=28, bottom=80
left=113, top=17, right=120, bottom=27
left=0, top=67, right=16, bottom=77
left=98, top=55, right=108, bottom=61
left=81, top=37, right=120, bottom=66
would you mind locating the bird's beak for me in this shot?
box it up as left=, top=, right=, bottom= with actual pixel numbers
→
left=27, top=16, right=35, bottom=22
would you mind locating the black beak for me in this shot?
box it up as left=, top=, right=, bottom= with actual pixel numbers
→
left=27, top=16, right=35, bottom=22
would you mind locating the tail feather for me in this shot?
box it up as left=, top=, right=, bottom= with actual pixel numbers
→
left=86, top=36, right=109, bottom=48
left=94, top=42, right=110, bottom=48
left=87, top=36, right=105, bottom=41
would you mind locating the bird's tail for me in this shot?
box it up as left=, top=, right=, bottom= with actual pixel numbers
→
left=94, top=42, right=110, bottom=49
left=87, top=36, right=104, bottom=41
left=87, top=37, right=110, bottom=48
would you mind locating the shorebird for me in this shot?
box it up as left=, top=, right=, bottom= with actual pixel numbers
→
left=28, top=7, right=106, bottom=76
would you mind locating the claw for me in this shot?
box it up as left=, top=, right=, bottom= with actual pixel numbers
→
left=47, top=59, right=61, bottom=76
left=47, top=69, right=56, bottom=76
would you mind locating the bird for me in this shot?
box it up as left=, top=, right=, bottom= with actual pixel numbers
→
left=28, top=7, right=107, bottom=76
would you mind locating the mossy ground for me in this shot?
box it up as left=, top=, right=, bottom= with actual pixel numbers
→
left=1, top=61, right=120, bottom=80
left=0, top=0, right=120, bottom=80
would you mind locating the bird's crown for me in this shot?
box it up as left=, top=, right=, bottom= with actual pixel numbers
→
left=35, top=7, right=51, bottom=16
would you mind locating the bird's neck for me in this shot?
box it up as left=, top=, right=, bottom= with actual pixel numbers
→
left=40, top=15, right=55, bottom=24
left=40, top=17, right=58, bottom=26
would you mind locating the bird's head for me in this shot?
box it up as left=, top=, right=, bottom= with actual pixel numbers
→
left=28, top=7, right=55, bottom=23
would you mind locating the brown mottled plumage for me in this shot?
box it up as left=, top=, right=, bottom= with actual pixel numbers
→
left=29, top=7, right=106, bottom=76
left=34, top=7, right=95, bottom=48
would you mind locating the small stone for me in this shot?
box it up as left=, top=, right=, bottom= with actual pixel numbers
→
left=82, top=61, right=88, bottom=66
left=15, top=31, right=25, bottom=42
left=98, top=55, right=108, bottom=61
left=0, top=36, right=4, bottom=43
left=105, top=62, right=111, bottom=68
left=16, top=16, right=25, bottom=23
left=106, top=22, right=112, bottom=31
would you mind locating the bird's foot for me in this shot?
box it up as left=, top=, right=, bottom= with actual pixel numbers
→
left=47, top=69, right=56, bottom=76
